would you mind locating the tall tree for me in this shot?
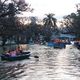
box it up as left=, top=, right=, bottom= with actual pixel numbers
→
left=0, top=0, right=33, bottom=45
left=0, top=0, right=33, bottom=17
left=63, top=4, right=80, bottom=37
left=43, top=13, right=58, bottom=41
left=43, top=13, right=57, bottom=29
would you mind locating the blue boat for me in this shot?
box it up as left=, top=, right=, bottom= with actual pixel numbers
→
left=53, top=43, right=66, bottom=48
left=47, top=42, right=66, bottom=48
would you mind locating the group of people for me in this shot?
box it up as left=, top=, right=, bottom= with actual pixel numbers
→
left=6, top=46, right=23, bottom=57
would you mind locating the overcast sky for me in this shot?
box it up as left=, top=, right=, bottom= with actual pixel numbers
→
left=25, top=0, right=80, bottom=20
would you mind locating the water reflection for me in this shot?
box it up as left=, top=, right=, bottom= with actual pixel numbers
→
left=0, top=45, right=80, bottom=80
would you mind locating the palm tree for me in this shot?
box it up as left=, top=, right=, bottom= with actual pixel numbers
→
left=42, top=13, right=58, bottom=41
left=43, top=13, right=57, bottom=29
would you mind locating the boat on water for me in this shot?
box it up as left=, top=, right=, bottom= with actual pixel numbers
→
left=1, top=52, right=30, bottom=61
left=47, top=42, right=66, bottom=48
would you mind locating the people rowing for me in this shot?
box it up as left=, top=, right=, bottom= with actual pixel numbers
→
left=6, top=46, right=23, bottom=57
left=16, top=46, right=22, bottom=54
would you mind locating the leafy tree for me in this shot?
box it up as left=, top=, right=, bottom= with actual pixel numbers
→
left=0, top=0, right=33, bottom=45
left=0, top=0, right=33, bottom=17
left=63, top=13, right=76, bottom=33
left=63, top=6, right=80, bottom=37
left=26, top=17, right=42, bottom=43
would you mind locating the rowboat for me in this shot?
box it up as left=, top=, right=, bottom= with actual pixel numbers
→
left=1, top=52, right=30, bottom=61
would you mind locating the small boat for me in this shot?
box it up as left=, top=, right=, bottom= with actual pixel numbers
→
left=47, top=42, right=66, bottom=48
left=54, top=43, right=66, bottom=49
left=1, top=52, right=30, bottom=61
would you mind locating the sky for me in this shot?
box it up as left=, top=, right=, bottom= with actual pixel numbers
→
left=24, top=0, right=80, bottom=20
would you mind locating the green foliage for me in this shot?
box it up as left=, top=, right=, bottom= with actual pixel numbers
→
left=43, top=13, right=58, bottom=41
left=0, top=0, right=33, bottom=46
left=0, top=0, right=33, bottom=17
left=63, top=8, right=80, bottom=37
left=43, top=13, right=57, bottom=28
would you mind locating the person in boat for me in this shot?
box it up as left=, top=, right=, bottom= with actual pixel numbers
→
left=5, top=50, right=11, bottom=56
left=16, top=46, right=23, bottom=55
left=5, top=49, right=16, bottom=57
left=5, top=46, right=23, bottom=57
left=9, top=49, right=17, bottom=57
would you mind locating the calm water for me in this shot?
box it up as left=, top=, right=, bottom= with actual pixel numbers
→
left=0, top=44, right=80, bottom=80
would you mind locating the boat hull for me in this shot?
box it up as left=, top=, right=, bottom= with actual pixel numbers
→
left=1, top=52, right=30, bottom=61
left=48, top=42, right=66, bottom=48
